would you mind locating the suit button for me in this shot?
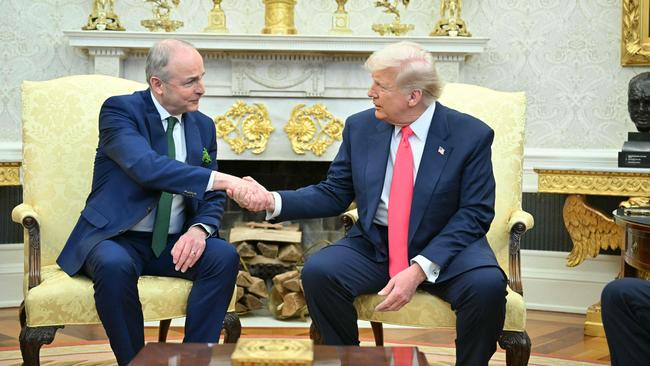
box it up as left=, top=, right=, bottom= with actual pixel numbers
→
left=118, top=229, right=125, bottom=234
left=147, top=206, right=152, bottom=212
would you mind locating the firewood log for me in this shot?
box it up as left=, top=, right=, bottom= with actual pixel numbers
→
left=236, top=242, right=256, bottom=258
left=248, top=277, right=269, bottom=298
left=278, top=244, right=302, bottom=262
left=257, top=242, right=279, bottom=258
left=236, top=270, right=254, bottom=288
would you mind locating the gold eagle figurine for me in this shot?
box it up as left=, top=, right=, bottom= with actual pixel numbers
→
left=563, top=194, right=623, bottom=267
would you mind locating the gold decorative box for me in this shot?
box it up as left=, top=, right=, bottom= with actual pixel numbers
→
left=230, top=338, right=313, bottom=366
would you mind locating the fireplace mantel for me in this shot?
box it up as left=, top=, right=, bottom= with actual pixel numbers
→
left=65, top=31, right=488, bottom=161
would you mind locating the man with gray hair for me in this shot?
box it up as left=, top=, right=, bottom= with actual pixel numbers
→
left=235, top=41, right=505, bottom=365
left=57, top=39, right=260, bottom=365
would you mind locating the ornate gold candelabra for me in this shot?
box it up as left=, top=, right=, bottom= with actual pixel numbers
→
left=82, top=0, right=125, bottom=31
left=330, top=0, right=352, bottom=35
left=262, top=0, right=297, bottom=35
left=430, top=0, right=470, bottom=37
left=371, top=0, right=414, bottom=36
left=204, top=0, right=228, bottom=33
left=141, top=0, right=184, bottom=32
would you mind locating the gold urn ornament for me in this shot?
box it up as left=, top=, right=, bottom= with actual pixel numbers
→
left=141, top=0, right=184, bottom=32
left=204, top=0, right=228, bottom=33
left=330, top=0, right=352, bottom=35
left=82, top=0, right=125, bottom=31
left=262, top=0, right=298, bottom=35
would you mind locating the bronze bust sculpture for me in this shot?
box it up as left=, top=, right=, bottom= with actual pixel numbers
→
left=628, top=72, right=650, bottom=133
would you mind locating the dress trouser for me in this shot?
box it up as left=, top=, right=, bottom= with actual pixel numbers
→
left=82, top=231, right=239, bottom=366
left=301, top=236, right=507, bottom=366
left=601, top=277, right=650, bottom=366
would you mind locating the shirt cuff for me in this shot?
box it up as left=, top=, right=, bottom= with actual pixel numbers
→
left=411, top=255, right=440, bottom=283
left=191, top=223, right=215, bottom=239
left=265, top=192, right=282, bottom=220
left=206, top=171, right=216, bottom=192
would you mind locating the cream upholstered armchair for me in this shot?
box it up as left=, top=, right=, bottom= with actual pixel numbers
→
left=13, top=75, right=240, bottom=365
left=310, top=83, right=534, bottom=366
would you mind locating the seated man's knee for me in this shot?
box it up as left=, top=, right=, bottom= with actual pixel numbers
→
left=301, top=253, right=335, bottom=290
left=465, top=267, right=507, bottom=305
left=88, top=246, right=138, bottom=281
left=203, top=238, right=240, bottom=273
left=602, top=278, right=637, bottom=313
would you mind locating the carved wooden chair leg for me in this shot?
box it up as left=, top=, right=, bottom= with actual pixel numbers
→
left=158, top=319, right=172, bottom=342
left=20, top=325, right=63, bottom=366
left=498, top=330, right=531, bottom=366
left=309, top=322, right=324, bottom=345
left=19, top=302, right=64, bottom=366
left=370, top=321, right=385, bottom=346
left=223, top=312, right=241, bottom=343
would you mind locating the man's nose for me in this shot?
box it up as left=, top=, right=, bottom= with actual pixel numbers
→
left=196, top=79, right=205, bottom=95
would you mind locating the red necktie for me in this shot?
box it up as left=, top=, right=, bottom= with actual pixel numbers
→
left=388, top=125, right=414, bottom=277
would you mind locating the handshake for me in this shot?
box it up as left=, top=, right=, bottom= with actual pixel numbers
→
left=220, top=174, right=275, bottom=213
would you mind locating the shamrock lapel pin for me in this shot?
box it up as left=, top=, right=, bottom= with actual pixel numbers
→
left=201, top=148, right=212, bottom=167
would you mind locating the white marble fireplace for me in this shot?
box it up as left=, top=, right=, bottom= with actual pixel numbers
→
left=65, top=31, right=487, bottom=162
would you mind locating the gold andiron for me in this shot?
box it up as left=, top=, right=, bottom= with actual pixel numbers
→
left=141, top=0, right=184, bottom=32
left=262, top=0, right=297, bottom=35
left=82, top=0, right=125, bottom=31
left=330, top=0, right=352, bottom=35
left=372, top=0, right=414, bottom=36
left=204, top=0, right=228, bottom=33
left=431, top=0, right=470, bottom=37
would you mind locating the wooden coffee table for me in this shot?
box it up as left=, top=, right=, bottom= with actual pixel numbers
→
left=130, top=342, right=429, bottom=365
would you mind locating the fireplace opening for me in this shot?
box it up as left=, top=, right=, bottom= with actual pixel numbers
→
left=217, top=160, right=347, bottom=254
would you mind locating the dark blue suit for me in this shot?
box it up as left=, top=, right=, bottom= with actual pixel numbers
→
left=57, top=90, right=238, bottom=365
left=277, top=104, right=507, bottom=365
left=602, top=278, right=650, bottom=366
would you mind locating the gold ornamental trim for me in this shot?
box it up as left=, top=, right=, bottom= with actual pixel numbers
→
left=215, top=101, right=274, bottom=154
left=231, top=338, right=313, bottom=366
left=535, top=169, right=650, bottom=196
left=0, top=162, right=21, bottom=186
left=622, top=0, right=650, bottom=65
left=284, top=104, right=344, bottom=157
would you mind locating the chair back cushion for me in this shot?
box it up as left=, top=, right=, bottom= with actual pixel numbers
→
left=21, top=75, right=146, bottom=266
left=438, top=83, right=526, bottom=272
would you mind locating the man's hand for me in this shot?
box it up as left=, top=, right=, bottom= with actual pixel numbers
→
left=227, top=176, right=275, bottom=212
left=171, top=226, right=207, bottom=273
left=374, top=263, right=427, bottom=312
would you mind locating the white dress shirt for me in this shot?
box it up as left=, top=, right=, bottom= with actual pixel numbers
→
left=130, top=92, right=215, bottom=237
left=268, top=103, right=441, bottom=282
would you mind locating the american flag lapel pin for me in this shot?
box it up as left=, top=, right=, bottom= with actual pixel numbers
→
left=438, top=146, right=445, bottom=155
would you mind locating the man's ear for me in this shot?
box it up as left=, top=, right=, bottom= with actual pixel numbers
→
left=150, top=77, right=164, bottom=95
left=408, top=89, right=423, bottom=107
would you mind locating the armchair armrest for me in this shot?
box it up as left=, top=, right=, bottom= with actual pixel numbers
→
left=12, top=203, right=42, bottom=289
left=506, top=209, right=534, bottom=297
left=341, top=208, right=359, bottom=231
left=12, top=203, right=39, bottom=224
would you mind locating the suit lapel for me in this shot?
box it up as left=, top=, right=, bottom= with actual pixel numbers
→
left=183, top=113, right=202, bottom=166
left=143, top=91, right=167, bottom=156
left=364, top=121, right=392, bottom=231
left=409, top=102, right=452, bottom=242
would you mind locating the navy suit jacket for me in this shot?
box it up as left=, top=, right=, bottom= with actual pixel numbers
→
left=57, top=90, right=226, bottom=276
left=277, top=103, right=499, bottom=282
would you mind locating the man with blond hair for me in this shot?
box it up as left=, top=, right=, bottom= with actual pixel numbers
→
left=235, top=41, right=505, bottom=366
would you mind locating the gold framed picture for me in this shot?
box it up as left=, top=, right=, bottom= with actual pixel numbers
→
left=622, top=0, right=650, bottom=65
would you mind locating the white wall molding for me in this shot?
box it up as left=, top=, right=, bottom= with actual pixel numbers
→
left=0, top=142, right=22, bottom=163
left=0, top=243, right=24, bottom=308
left=521, top=249, right=619, bottom=314
left=522, top=148, right=619, bottom=193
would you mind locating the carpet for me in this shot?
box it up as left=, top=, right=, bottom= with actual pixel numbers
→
left=0, top=341, right=608, bottom=366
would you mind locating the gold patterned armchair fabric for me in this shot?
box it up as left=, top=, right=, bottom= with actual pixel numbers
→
left=311, top=83, right=534, bottom=366
left=13, top=75, right=240, bottom=365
